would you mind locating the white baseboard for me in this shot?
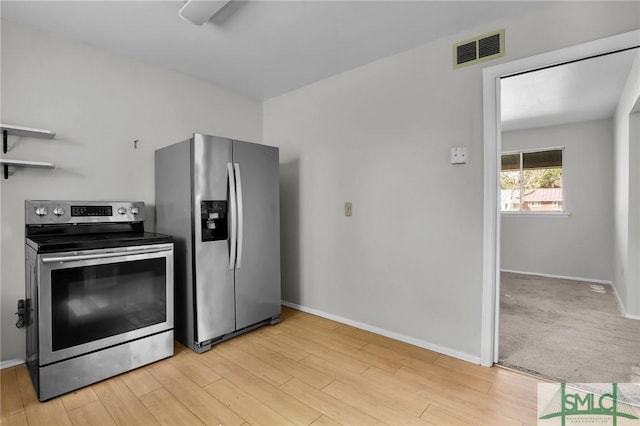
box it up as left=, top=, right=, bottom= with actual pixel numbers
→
left=281, top=300, right=481, bottom=365
left=612, top=290, right=640, bottom=321
left=1, top=359, right=24, bottom=370
left=608, top=282, right=640, bottom=321
left=500, top=269, right=613, bottom=286
left=502, top=269, right=640, bottom=321
left=608, top=281, right=632, bottom=319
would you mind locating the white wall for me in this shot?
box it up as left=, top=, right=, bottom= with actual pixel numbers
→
left=630, top=111, right=640, bottom=316
left=500, top=120, right=614, bottom=282
left=0, top=20, right=263, bottom=363
left=2, top=2, right=638, bottom=366
left=265, top=2, right=640, bottom=361
left=614, top=50, right=640, bottom=317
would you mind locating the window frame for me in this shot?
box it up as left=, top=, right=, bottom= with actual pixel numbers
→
left=500, top=146, right=567, bottom=217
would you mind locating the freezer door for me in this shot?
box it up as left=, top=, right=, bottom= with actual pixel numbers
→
left=233, top=140, right=281, bottom=329
left=193, top=134, right=236, bottom=342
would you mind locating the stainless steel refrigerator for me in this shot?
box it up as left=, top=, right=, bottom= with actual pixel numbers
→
left=155, top=134, right=281, bottom=353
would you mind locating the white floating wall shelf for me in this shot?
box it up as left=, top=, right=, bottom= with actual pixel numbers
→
left=1, top=124, right=56, bottom=179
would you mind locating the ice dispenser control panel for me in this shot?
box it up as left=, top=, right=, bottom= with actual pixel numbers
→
left=200, top=201, right=228, bottom=242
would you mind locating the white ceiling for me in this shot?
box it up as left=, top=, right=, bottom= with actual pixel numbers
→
left=1, top=1, right=636, bottom=131
left=501, top=48, right=639, bottom=132
left=1, top=0, right=543, bottom=100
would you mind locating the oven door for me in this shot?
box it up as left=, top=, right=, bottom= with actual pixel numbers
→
left=37, top=243, right=173, bottom=366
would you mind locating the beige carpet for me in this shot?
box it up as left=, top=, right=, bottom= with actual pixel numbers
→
left=498, top=272, right=640, bottom=383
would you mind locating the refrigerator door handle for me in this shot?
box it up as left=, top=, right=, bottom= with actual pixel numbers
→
left=227, top=162, right=238, bottom=270
left=234, top=162, right=244, bottom=269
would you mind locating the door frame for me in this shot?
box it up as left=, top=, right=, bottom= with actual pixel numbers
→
left=480, top=29, right=640, bottom=367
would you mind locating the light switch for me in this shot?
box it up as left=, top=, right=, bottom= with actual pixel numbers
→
left=345, top=202, right=352, bottom=217
left=451, top=146, right=468, bottom=164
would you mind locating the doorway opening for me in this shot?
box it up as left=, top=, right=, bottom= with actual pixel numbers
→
left=480, top=30, right=640, bottom=381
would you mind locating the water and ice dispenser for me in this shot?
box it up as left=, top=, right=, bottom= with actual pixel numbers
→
left=200, top=201, right=228, bottom=241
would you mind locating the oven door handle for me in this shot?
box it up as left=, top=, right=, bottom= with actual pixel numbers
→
left=41, top=247, right=172, bottom=264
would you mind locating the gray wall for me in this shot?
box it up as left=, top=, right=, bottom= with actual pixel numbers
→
left=630, top=111, right=640, bottom=316
left=500, top=120, right=614, bottom=282
left=0, top=20, right=263, bottom=363
left=614, top=51, right=640, bottom=317
left=1, top=2, right=639, bottom=365
left=264, top=2, right=640, bottom=361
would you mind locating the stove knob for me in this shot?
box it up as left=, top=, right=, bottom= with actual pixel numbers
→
left=130, top=207, right=140, bottom=215
left=117, top=207, right=127, bottom=215
left=35, top=207, right=48, bottom=217
left=53, top=207, right=65, bottom=216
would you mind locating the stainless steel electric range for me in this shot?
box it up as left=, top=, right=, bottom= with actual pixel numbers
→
left=24, top=200, right=174, bottom=401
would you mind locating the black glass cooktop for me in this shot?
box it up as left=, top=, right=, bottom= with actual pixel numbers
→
left=25, top=223, right=172, bottom=253
left=27, top=232, right=173, bottom=253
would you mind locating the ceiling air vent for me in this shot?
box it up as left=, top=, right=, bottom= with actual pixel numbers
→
left=454, top=29, right=504, bottom=69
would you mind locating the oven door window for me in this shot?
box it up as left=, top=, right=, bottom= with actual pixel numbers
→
left=50, top=258, right=166, bottom=351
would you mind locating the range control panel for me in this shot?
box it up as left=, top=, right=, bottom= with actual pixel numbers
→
left=26, top=200, right=145, bottom=225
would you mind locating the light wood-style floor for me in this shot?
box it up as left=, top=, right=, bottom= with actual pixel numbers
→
left=1, top=307, right=543, bottom=425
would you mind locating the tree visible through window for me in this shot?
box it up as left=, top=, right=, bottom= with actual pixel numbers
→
left=501, top=148, right=563, bottom=212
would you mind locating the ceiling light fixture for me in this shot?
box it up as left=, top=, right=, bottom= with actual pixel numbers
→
left=179, top=0, right=231, bottom=26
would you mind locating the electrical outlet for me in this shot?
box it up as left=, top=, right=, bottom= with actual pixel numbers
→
left=451, top=146, right=468, bottom=164
left=345, top=202, right=352, bottom=217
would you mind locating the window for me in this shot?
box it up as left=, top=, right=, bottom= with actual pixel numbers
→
left=501, top=148, right=563, bottom=212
